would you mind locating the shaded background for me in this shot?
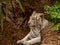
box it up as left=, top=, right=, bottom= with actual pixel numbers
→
left=0, top=0, right=60, bottom=45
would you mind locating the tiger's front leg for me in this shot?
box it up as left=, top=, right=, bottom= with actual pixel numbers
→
left=23, top=36, right=40, bottom=45
left=17, top=31, right=32, bottom=44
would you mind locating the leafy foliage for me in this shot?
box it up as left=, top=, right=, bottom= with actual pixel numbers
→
left=44, top=1, right=60, bottom=31
left=51, top=23, right=60, bottom=31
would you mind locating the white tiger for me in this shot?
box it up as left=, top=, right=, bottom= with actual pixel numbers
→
left=17, top=11, right=48, bottom=45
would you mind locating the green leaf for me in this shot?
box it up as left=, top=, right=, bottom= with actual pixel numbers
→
left=48, top=21, right=54, bottom=25
left=57, top=15, right=60, bottom=18
left=44, top=1, right=60, bottom=25
left=51, top=23, right=60, bottom=31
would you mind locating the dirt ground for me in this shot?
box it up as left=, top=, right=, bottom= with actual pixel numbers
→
left=0, top=0, right=60, bottom=45
left=0, top=20, right=60, bottom=45
left=41, top=26, right=60, bottom=45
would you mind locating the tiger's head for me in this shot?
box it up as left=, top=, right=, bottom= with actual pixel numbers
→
left=28, top=11, right=44, bottom=28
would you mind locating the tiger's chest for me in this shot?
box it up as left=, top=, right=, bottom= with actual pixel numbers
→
left=30, top=28, right=40, bottom=38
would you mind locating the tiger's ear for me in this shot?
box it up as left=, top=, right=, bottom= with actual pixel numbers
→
left=36, top=13, right=44, bottom=20
left=39, top=13, right=44, bottom=18
left=31, top=11, right=36, bottom=16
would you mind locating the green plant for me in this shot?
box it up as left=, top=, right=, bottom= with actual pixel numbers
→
left=51, top=23, right=60, bottom=31
left=44, top=1, right=60, bottom=31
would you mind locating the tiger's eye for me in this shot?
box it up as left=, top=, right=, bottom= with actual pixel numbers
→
left=32, top=18, right=34, bottom=20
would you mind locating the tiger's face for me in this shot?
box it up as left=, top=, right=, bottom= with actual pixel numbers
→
left=28, top=11, right=44, bottom=28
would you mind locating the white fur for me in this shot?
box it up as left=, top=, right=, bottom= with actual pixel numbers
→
left=17, top=11, right=48, bottom=45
